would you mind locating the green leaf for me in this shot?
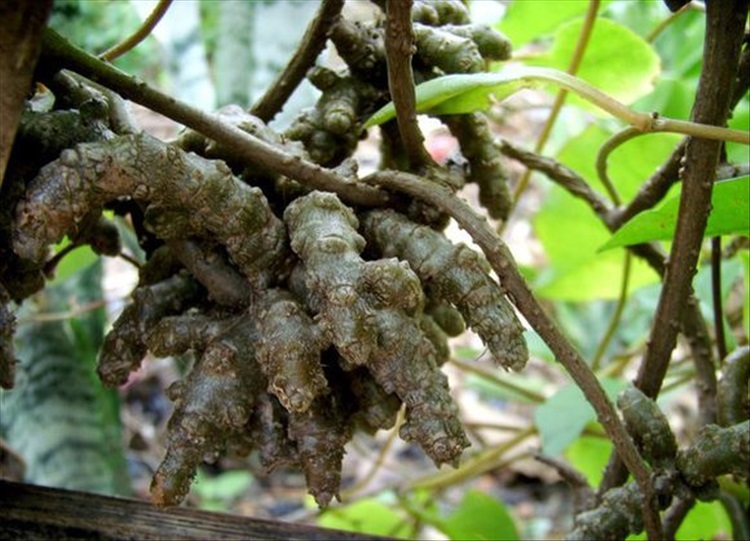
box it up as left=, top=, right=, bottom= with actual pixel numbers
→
left=193, top=470, right=253, bottom=503
left=364, top=70, right=532, bottom=128
left=601, top=176, right=750, bottom=251
left=49, top=240, right=99, bottom=286
left=532, top=125, right=675, bottom=300
left=317, top=497, right=410, bottom=538
left=364, top=66, right=636, bottom=128
left=675, top=500, right=732, bottom=541
left=439, top=490, right=519, bottom=541
left=565, top=436, right=613, bottom=488
left=741, top=250, right=750, bottom=337
left=534, top=379, right=625, bottom=457
left=527, top=18, right=660, bottom=109
left=497, top=1, right=594, bottom=48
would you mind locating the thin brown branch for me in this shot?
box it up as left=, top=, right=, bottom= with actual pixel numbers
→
left=497, top=137, right=719, bottom=495
left=498, top=139, right=611, bottom=218
left=611, top=139, right=685, bottom=229
left=634, top=0, right=747, bottom=400
left=384, top=0, right=434, bottom=169
left=362, top=169, right=660, bottom=537
left=711, top=236, right=728, bottom=361
left=38, top=28, right=389, bottom=208
left=99, top=0, right=172, bottom=62
left=250, top=0, right=345, bottom=123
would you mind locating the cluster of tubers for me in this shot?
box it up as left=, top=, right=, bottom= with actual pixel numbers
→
left=1, top=0, right=529, bottom=507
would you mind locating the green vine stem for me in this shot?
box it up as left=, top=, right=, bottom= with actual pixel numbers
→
left=504, top=68, right=749, bottom=144
left=591, top=251, right=631, bottom=372
left=363, top=170, right=662, bottom=539
left=511, top=0, right=600, bottom=208
left=99, top=0, right=173, bottom=62
left=595, top=126, right=640, bottom=206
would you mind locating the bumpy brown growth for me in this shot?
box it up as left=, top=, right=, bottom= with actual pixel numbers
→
left=150, top=312, right=264, bottom=506
left=98, top=272, right=200, bottom=387
left=288, top=394, right=352, bottom=507
left=0, top=283, right=17, bottom=389
left=254, top=288, right=329, bottom=413
left=443, top=113, right=512, bottom=220
left=12, top=132, right=288, bottom=288
left=285, top=191, right=469, bottom=465
left=361, top=209, right=527, bottom=371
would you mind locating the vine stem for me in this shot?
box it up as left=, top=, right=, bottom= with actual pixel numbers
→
left=249, top=0, right=345, bottom=123
left=99, top=0, right=172, bottom=62
left=634, top=0, right=747, bottom=400
left=510, top=0, right=600, bottom=208
left=363, top=170, right=662, bottom=539
left=591, top=251, right=631, bottom=372
left=39, top=28, right=389, bottom=208
left=509, top=68, right=749, bottom=144
left=384, top=0, right=434, bottom=169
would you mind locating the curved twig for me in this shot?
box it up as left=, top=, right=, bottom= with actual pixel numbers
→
left=99, top=0, right=172, bottom=62
left=250, top=0, right=345, bottom=123
left=384, top=0, right=434, bottom=169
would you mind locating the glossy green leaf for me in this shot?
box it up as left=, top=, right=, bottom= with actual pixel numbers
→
left=317, top=497, right=410, bottom=538
left=535, top=379, right=625, bottom=457
left=497, top=1, right=593, bottom=48
left=675, top=500, right=732, bottom=541
left=527, top=18, right=661, bottom=110
left=49, top=241, right=99, bottom=286
left=601, top=176, right=750, bottom=251
left=565, top=436, right=613, bottom=488
left=440, top=490, right=519, bottom=541
left=364, top=66, right=636, bottom=128
left=364, top=70, right=533, bottom=128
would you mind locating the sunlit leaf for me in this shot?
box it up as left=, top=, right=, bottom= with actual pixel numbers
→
left=317, top=497, right=410, bottom=538
left=675, top=500, right=732, bottom=541
left=49, top=240, right=99, bottom=286
left=440, top=490, right=519, bottom=541
left=497, top=1, right=594, bottom=48
left=601, top=176, right=750, bottom=251
left=527, top=18, right=661, bottom=109
left=565, top=436, right=613, bottom=488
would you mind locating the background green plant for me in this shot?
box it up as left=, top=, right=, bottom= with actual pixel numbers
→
left=3, top=1, right=747, bottom=540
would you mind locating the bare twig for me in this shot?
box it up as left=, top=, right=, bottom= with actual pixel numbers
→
left=711, top=236, right=728, bottom=361
left=99, top=0, right=172, bottom=62
left=384, top=0, right=434, bottom=169
left=39, top=28, right=389, bottom=208
left=634, top=0, right=747, bottom=401
left=250, top=0, right=345, bottom=123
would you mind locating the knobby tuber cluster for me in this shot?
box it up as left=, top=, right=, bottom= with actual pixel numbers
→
left=1, top=1, right=528, bottom=504
left=566, top=387, right=749, bottom=540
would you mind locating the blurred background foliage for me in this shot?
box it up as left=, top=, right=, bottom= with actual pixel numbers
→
left=2, top=1, right=747, bottom=540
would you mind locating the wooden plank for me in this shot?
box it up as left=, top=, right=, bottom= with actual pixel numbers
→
left=0, top=481, right=391, bottom=540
